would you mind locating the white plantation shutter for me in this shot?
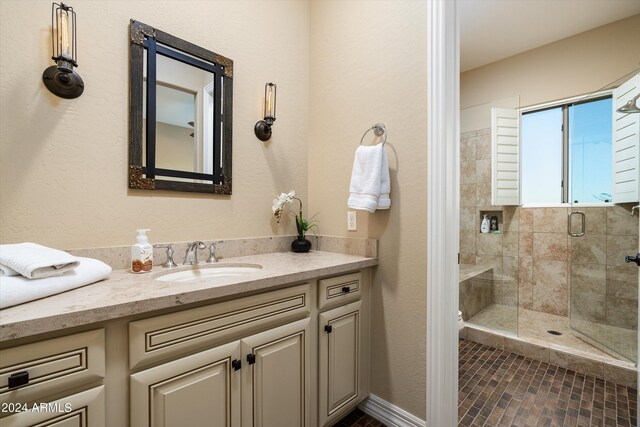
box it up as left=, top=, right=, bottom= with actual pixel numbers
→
left=612, top=73, right=640, bottom=203
left=491, top=107, right=520, bottom=205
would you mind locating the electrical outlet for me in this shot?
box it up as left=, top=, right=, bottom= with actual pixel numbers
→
left=347, top=211, right=357, bottom=231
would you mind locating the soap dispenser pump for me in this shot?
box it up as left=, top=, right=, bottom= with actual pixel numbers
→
left=131, top=229, right=153, bottom=273
left=480, top=214, right=490, bottom=234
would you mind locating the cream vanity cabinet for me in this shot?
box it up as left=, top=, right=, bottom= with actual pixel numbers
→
left=317, top=273, right=367, bottom=427
left=128, top=284, right=313, bottom=427
left=130, top=319, right=311, bottom=427
left=128, top=270, right=369, bottom=427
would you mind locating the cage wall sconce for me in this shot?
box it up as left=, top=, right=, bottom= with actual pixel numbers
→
left=254, top=83, right=277, bottom=141
left=42, top=2, right=84, bottom=99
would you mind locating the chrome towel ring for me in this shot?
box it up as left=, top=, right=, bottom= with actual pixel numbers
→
left=360, top=122, right=387, bottom=146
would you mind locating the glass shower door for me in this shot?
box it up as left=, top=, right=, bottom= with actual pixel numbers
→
left=568, top=99, right=638, bottom=363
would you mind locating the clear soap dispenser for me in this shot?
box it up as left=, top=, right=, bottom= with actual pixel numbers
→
left=131, top=229, right=153, bottom=273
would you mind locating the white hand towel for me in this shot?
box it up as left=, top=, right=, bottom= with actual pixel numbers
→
left=0, top=242, right=80, bottom=279
left=0, top=257, right=112, bottom=309
left=347, top=144, right=391, bottom=212
left=377, top=148, right=391, bottom=210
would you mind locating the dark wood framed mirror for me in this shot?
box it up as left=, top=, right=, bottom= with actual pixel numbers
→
left=129, top=20, right=233, bottom=194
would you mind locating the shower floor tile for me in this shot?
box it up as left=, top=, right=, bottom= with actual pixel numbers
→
left=572, top=317, right=638, bottom=363
left=467, top=304, right=637, bottom=363
left=459, top=339, right=637, bottom=427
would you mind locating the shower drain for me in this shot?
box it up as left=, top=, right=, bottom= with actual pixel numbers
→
left=547, top=330, right=562, bottom=336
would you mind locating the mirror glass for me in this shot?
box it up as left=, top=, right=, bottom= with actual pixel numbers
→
left=129, top=20, right=233, bottom=194
left=142, top=52, right=218, bottom=183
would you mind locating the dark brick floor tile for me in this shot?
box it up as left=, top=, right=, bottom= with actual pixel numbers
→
left=456, top=340, right=637, bottom=427
left=337, top=340, right=638, bottom=427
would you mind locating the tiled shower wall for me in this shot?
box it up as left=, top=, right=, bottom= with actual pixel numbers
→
left=460, top=129, right=638, bottom=330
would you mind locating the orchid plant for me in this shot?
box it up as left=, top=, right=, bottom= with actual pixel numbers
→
left=272, top=190, right=318, bottom=239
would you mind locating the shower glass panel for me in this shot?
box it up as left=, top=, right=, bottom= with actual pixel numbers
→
left=569, top=98, right=638, bottom=363
left=459, top=97, right=520, bottom=336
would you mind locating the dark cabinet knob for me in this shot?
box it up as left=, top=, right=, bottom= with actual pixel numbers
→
left=324, top=325, right=333, bottom=333
left=231, top=359, right=241, bottom=371
left=342, top=286, right=350, bottom=294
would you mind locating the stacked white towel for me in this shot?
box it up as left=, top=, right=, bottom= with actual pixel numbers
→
left=0, top=242, right=80, bottom=279
left=0, top=257, right=112, bottom=309
left=347, top=144, right=391, bottom=213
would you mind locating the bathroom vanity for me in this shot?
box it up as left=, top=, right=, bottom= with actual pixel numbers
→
left=0, top=251, right=376, bottom=427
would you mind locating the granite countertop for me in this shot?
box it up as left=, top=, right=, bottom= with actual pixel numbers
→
left=0, top=251, right=377, bottom=342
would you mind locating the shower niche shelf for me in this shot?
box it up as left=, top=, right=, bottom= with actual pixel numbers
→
left=479, top=210, right=502, bottom=233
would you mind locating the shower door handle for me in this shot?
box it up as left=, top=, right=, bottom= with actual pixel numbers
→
left=625, top=253, right=640, bottom=266
left=568, top=211, right=585, bottom=237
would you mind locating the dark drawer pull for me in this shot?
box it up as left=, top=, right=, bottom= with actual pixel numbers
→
left=342, top=286, right=350, bottom=294
left=8, top=371, right=29, bottom=389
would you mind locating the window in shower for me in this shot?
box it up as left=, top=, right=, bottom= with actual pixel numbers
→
left=568, top=97, right=613, bottom=203
left=521, top=107, right=563, bottom=204
left=521, top=95, right=612, bottom=205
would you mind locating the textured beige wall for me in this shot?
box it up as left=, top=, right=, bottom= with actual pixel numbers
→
left=0, top=0, right=309, bottom=249
left=461, top=14, right=640, bottom=110
left=309, top=1, right=427, bottom=419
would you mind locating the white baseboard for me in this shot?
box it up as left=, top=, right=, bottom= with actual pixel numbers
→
left=358, top=394, right=426, bottom=427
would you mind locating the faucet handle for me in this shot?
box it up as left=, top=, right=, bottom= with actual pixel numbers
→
left=208, top=241, right=226, bottom=263
left=154, top=244, right=178, bottom=268
left=184, top=241, right=207, bottom=265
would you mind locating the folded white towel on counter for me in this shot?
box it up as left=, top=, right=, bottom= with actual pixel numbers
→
left=0, top=242, right=80, bottom=279
left=0, top=264, right=19, bottom=276
left=347, top=144, right=391, bottom=212
left=0, top=257, right=112, bottom=309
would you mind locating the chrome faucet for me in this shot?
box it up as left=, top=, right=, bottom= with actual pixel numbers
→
left=184, top=241, right=206, bottom=265
left=208, top=241, right=226, bottom=263
left=154, top=244, right=177, bottom=268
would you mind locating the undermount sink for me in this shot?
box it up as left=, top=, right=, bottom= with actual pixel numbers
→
left=154, top=264, right=263, bottom=283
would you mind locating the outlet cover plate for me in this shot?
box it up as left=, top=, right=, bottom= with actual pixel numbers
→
left=347, top=211, right=357, bottom=231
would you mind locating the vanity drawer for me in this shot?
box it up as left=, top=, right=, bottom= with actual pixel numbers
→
left=129, top=283, right=311, bottom=369
left=0, top=385, right=105, bottom=426
left=0, top=329, right=105, bottom=406
left=318, top=272, right=362, bottom=310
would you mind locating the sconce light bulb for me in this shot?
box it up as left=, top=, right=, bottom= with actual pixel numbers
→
left=59, top=8, right=72, bottom=59
left=264, top=82, right=277, bottom=121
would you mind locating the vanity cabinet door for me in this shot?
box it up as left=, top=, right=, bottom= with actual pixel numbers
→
left=130, top=341, right=241, bottom=427
left=240, top=318, right=310, bottom=427
left=318, top=300, right=362, bottom=426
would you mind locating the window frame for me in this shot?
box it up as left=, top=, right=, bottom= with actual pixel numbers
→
left=520, top=90, right=613, bottom=206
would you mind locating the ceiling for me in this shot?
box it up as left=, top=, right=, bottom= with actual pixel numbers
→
left=460, top=0, right=640, bottom=72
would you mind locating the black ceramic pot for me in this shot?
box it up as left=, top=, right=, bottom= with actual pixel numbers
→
left=291, top=236, right=311, bottom=253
